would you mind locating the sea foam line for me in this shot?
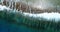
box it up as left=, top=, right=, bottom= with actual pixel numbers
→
left=0, top=5, right=60, bottom=22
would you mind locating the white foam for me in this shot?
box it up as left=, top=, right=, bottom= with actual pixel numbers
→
left=23, top=12, right=60, bottom=22
left=0, top=5, right=10, bottom=11
left=0, top=5, right=60, bottom=22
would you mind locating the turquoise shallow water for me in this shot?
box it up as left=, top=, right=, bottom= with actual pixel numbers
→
left=0, top=0, right=60, bottom=32
left=0, top=19, right=40, bottom=32
left=0, top=9, right=60, bottom=32
left=0, top=4, right=60, bottom=32
left=0, top=10, right=60, bottom=32
left=0, top=18, right=52, bottom=32
left=0, top=10, right=42, bottom=32
left=0, top=10, right=52, bottom=32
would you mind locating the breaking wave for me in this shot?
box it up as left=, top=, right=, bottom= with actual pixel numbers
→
left=0, top=5, right=60, bottom=22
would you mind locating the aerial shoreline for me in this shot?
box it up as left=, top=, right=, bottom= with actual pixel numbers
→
left=0, top=4, right=60, bottom=31
left=0, top=0, right=60, bottom=31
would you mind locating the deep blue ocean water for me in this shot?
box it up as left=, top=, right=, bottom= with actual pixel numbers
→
left=0, top=19, right=42, bottom=32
